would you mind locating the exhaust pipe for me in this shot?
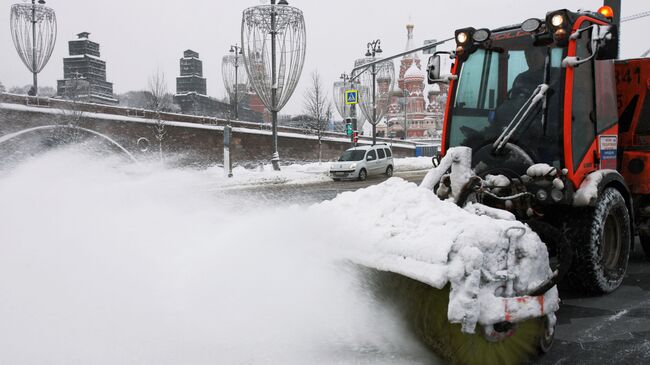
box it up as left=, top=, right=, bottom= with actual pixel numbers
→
left=604, top=0, right=621, bottom=59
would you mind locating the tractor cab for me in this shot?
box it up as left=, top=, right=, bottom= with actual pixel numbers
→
left=430, top=7, right=619, bottom=190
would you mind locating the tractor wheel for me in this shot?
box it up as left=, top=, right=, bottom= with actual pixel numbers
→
left=566, top=188, right=631, bottom=294
left=358, top=168, right=367, bottom=181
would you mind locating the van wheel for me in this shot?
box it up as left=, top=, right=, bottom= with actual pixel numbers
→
left=385, top=165, right=393, bottom=177
left=358, top=169, right=367, bottom=181
left=566, top=188, right=631, bottom=294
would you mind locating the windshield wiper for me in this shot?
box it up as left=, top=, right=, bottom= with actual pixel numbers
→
left=492, top=83, right=549, bottom=153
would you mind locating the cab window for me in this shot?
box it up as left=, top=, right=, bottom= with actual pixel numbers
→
left=367, top=150, right=377, bottom=160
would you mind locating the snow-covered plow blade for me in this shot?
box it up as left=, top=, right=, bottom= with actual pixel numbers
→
left=316, top=147, right=559, bottom=365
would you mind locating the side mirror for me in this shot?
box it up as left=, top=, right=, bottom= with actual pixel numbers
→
left=427, top=52, right=458, bottom=84
left=427, top=55, right=442, bottom=83
left=562, top=24, right=612, bottom=68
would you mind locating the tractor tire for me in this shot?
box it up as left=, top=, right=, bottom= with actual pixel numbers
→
left=358, top=168, right=367, bottom=181
left=385, top=165, right=393, bottom=177
left=566, top=188, right=631, bottom=294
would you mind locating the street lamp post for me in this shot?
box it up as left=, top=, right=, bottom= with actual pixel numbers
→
left=242, top=0, right=306, bottom=171
left=222, top=44, right=248, bottom=122
left=10, top=0, right=57, bottom=96
left=354, top=53, right=395, bottom=147
left=366, top=40, right=382, bottom=145
left=230, top=45, right=242, bottom=120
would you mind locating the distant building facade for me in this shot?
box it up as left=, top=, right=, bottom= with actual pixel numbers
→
left=57, top=32, right=118, bottom=105
left=380, top=24, right=446, bottom=139
left=173, top=49, right=263, bottom=123
left=176, top=50, right=207, bottom=95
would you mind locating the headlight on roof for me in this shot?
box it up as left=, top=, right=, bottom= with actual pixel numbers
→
left=456, top=32, right=469, bottom=44
left=551, top=14, right=565, bottom=27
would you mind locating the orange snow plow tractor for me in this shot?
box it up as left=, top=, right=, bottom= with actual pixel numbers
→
left=428, top=0, right=649, bottom=295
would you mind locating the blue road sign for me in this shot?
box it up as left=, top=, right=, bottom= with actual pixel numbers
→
left=345, top=90, right=359, bottom=105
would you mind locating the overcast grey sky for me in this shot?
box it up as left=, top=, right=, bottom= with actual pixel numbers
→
left=1, top=0, right=647, bottom=114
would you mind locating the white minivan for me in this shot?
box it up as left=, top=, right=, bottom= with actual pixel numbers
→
left=329, top=144, right=394, bottom=181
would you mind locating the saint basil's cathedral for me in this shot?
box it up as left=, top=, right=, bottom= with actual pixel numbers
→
left=378, top=23, right=447, bottom=140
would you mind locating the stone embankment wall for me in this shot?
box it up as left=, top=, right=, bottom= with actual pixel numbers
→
left=0, top=93, right=416, bottom=167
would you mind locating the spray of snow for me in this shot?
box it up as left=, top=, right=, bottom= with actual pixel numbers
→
left=0, top=145, right=558, bottom=363
left=0, top=148, right=435, bottom=365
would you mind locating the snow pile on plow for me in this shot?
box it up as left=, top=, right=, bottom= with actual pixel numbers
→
left=313, top=172, right=558, bottom=335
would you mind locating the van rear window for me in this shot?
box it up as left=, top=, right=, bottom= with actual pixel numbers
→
left=377, top=149, right=386, bottom=159
left=384, top=148, right=392, bottom=157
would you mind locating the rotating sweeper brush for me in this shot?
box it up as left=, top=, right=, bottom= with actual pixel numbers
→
left=328, top=147, right=559, bottom=365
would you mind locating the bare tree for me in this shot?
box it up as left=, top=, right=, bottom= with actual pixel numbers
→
left=148, top=70, right=173, bottom=160
left=303, top=70, right=332, bottom=163
left=0, top=81, right=5, bottom=93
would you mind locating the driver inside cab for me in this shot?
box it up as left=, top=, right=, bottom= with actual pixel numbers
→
left=494, top=46, right=547, bottom=124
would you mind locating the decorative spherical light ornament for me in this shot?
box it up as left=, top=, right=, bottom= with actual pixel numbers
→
left=10, top=1, right=57, bottom=95
left=354, top=57, right=395, bottom=128
left=241, top=0, right=306, bottom=170
left=222, top=52, right=249, bottom=107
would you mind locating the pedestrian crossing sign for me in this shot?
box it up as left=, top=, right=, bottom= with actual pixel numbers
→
left=345, top=90, right=359, bottom=105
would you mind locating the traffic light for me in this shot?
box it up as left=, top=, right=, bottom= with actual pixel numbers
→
left=346, top=123, right=353, bottom=136
left=353, top=131, right=359, bottom=143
